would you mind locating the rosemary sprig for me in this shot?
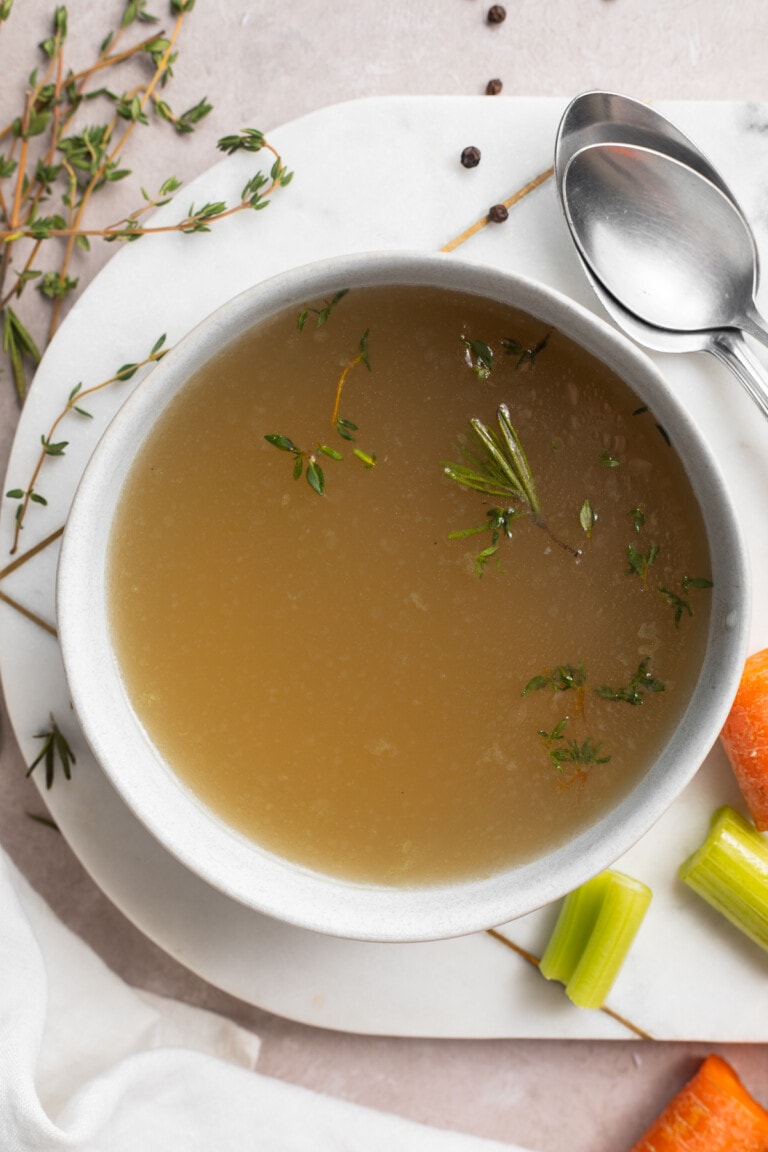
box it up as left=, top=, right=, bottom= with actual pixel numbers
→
left=444, top=404, right=581, bottom=565
left=27, top=713, right=75, bottom=789
left=444, top=404, right=540, bottom=512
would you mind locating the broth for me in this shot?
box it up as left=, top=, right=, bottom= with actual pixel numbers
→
left=108, top=285, right=711, bottom=885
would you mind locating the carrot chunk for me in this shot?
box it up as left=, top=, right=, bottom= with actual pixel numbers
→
left=721, top=648, right=768, bottom=831
left=630, top=1054, right=768, bottom=1151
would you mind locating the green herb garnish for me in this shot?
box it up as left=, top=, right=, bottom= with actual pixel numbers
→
left=265, top=331, right=375, bottom=494
left=500, top=330, right=550, bottom=370
left=461, top=337, right=494, bottom=379
left=444, top=404, right=581, bottom=569
left=626, top=542, right=659, bottom=581
left=538, top=718, right=611, bottom=773
left=523, top=662, right=587, bottom=696
left=297, top=288, right=349, bottom=332
left=595, top=657, right=665, bottom=706
left=27, top=714, right=75, bottom=789
left=628, top=506, right=645, bottom=533
left=579, top=498, right=596, bottom=538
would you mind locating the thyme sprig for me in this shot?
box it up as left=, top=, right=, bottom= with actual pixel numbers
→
left=444, top=404, right=581, bottom=567
left=538, top=717, right=610, bottom=774
left=595, top=657, right=665, bottom=706
left=658, top=575, right=713, bottom=627
left=5, top=333, right=168, bottom=551
left=265, top=330, right=375, bottom=494
left=0, top=2, right=292, bottom=398
left=27, top=713, right=75, bottom=789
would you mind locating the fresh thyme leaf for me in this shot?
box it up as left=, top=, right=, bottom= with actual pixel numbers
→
left=448, top=506, right=519, bottom=576
left=548, top=738, right=611, bottom=769
left=682, top=575, right=714, bottom=592
left=3, top=308, right=41, bottom=400
left=461, top=337, right=494, bottom=379
left=657, top=586, right=691, bottom=627
left=537, top=717, right=610, bottom=771
left=626, top=542, right=659, bottom=581
left=628, top=506, right=645, bottom=533
left=216, top=127, right=266, bottom=155
left=594, top=657, right=665, bottom=705
left=538, top=717, right=569, bottom=742
left=40, top=434, right=67, bottom=456
left=523, top=662, right=587, bottom=695
left=306, top=459, right=324, bottom=495
left=335, top=417, right=358, bottom=441
left=264, top=433, right=300, bottom=453
left=579, top=498, right=596, bottom=538
left=27, top=715, right=75, bottom=789
left=353, top=448, right=376, bottom=468
left=600, top=451, right=620, bottom=468
left=297, top=289, right=349, bottom=331
left=500, top=330, right=551, bottom=370
left=318, top=444, right=343, bottom=461
left=38, top=271, right=79, bottom=299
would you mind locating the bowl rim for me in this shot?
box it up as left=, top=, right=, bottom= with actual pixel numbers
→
left=56, top=249, right=751, bottom=942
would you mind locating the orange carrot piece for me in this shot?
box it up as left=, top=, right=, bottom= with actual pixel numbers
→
left=721, top=648, right=768, bottom=831
left=630, top=1054, right=768, bottom=1151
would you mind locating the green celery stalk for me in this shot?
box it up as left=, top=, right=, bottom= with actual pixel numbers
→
left=679, top=805, right=768, bottom=954
left=539, top=869, right=652, bottom=1009
left=539, top=871, right=611, bottom=984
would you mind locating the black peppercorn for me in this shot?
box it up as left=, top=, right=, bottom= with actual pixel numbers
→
left=487, top=5, right=506, bottom=24
left=460, top=145, right=482, bottom=169
left=485, top=78, right=503, bottom=95
left=488, top=203, right=509, bottom=223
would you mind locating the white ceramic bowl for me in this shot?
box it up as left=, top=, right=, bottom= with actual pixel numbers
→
left=57, top=251, right=750, bottom=942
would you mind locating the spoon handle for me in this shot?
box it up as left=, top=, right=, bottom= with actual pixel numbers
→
left=739, top=306, right=768, bottom=352
left=709, top=331, right=768, bottom=421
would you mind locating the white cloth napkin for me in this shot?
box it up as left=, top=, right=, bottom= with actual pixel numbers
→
left=0, top=846, right=535, bottom=1152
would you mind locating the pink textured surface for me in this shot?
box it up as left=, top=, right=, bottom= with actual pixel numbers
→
left=1, top=3, right=767, bottom=1150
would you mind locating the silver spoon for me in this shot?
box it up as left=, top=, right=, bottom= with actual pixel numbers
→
left=555, top=91, right=743, bottom=215
left=554, top=127, right=768, bottom=414
left=563, top=143, right=768, bottom=343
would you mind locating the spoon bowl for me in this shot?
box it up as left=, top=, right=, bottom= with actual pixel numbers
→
left=555, top=91, right=743, bottom=210
left=555, top=98, right=768, bottom=421
left=563, top=143, right=766, bottom=340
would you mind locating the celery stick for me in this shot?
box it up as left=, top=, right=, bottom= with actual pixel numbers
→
left=679, top=805, right=768, bottom=954
left=564, top=873, right=652, bottom=1009
left=539, top=871, right=611, bottom=984
left=539, top=869, right=652, bottom=1008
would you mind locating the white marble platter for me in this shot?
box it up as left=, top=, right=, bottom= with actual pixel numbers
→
left=3, top=96, right=768, bottom=1041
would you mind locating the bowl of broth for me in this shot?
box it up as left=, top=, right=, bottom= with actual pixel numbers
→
left=57, top=251, right=749, bottom=941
